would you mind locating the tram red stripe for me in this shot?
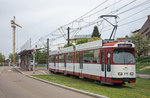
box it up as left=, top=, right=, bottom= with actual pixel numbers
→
left=49, top=68, right=135, bottom=83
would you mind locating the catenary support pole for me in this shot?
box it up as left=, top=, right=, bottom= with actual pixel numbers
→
left=47, top=38, right=49, bottom=70
left=33, top=53, right=35, bottom=74
left=13, top=26, right=16, bottom=65
left=67, top=27, right=70, bottom=47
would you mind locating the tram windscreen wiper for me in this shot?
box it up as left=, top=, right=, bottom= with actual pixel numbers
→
left=122, top=55, right=126, bottom=65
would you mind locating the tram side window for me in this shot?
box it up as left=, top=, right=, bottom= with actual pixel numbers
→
left=93, top=49, right=100, bottom=63
left=101, top=52, right=104, bottom=71
left=84, top=50, right=100, bottom=63
left=67, top=53, right=73, bottom=63
left=59, top=54, right=64, bottom=63
left=53, top=55, right=56, bottom=66
left=50, top=56, right=55, bottom=63
left=55, top=55, right=58, bottom=63
left=76, top=52, right=79, bottom=63
left=107, top=52, right=111, bottom=72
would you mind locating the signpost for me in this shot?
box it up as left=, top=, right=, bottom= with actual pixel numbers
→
left=32, top=49, right=36, bottom=74
left=2, top=55, right=5, bottom=67
left=18, top=55, right=21, bottom=68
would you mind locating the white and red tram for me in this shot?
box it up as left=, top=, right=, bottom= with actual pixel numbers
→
left=49, top=40, right=136, bottom=84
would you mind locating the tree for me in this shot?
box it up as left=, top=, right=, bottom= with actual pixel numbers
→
left=9, top=53, right=19, bottom=62
left=92, top=26, right=101, bottom=38
left=76, top=38, right=88, bottom=45
left=88, top=37, right=101, bottom=42
left=37, top=50, right=47, bottom=64
left=9, top=53, right=13, bottom=62
left=64, top=43, right=75, bottom=48
left=131, top=33, right=150, bottom=57
left=0, top=53, right=3, bottom=63
left=35, top=51, right=42, bottom=62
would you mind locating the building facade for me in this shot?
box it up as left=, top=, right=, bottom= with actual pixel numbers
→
left=139, top=15, right=150, bottom=39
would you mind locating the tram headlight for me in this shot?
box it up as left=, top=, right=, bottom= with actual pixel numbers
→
left=130, top=72, right=134, bottom=76
left=118, top=72, right=123, bottom=76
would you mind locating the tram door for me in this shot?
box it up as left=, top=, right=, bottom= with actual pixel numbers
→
left=101, top=50, right=111, bottom=82
left=79, top=52, right=83, bottom=77
left=64, top=54, right=66, bottom=73
left=53, top=55, right=56, bottom=72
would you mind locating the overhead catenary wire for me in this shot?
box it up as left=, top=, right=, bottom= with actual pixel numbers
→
left=119, top=6, right=150, bottom=22
left=84, top=0, right=123, bottom=19
left=32, top=0, right=150, bottom=49
left=96, top=1, right=150, bottom=31
left=117, top=0, right=150, bottom=15
left=63, top=0, right=136, bottom=28
left=102, top=16, right=147, bottom=33
left=63, top=0, right=109, bottom=27
left=68, top=0, right=123, bottom=24
left=36, top=0, right=138, bottom=42
left=69, top=0, right=138, bottom=31
left=119, top=16, right=147, bottom=27
left=108, top=0, right=137, bottom=14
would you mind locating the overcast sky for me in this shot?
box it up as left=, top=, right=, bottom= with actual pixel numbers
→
left=0, top=0, right=150, bottom=58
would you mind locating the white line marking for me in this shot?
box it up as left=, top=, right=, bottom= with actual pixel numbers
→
left=8, top=70, right=11, bottom=72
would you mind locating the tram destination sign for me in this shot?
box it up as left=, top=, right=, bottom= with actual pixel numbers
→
left=118, top=44, right=132, bottom=47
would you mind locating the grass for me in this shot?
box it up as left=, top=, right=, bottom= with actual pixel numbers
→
left=136, top=56, right=150, bottom=74
left=35, top=66, right=46, bottom=68
left=32, top=74, right=150, bottom=98
left=136, top=68, right=150, bottom=74
left=136, top=62, right=150, bottom=74
left=0, top=64, right=9, bottom=66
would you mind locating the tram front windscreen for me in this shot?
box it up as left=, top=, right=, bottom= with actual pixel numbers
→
left=113, top=49, right=135, bottom=64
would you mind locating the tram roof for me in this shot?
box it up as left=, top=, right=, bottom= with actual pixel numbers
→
left=49, top=50, right=58, bottom=55
left=49, top=40, right=135, bottom=55
left=103, top=41, right=135, bottom=47
left=76, top=40, right=102, bottom=51
left=59, top=46, right=74, bottom=54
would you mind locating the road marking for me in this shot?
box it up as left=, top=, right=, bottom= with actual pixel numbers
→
left=8, top=70, right=11, bottom=72
left=39, top=70, right=46, bottom=74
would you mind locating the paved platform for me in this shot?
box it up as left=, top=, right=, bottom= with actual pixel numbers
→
left=0, top=66, right=96, bottom=98
left=15, top=67, right=107, bottom=98
left=15, top=67, right=50, bottom=75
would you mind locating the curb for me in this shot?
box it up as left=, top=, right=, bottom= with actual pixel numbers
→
left=136, top=74, right=150, bottom=79
left=15, top=68, right=108, bottom=98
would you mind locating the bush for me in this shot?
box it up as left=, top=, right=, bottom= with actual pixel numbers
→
left=0, top=64, right=9, bottom=66
left=76, top=38, right=88, bottom=45
left=136, top=56, right=150, bottom=62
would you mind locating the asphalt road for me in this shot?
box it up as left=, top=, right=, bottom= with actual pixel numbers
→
left=0, top=66, right=94, bottom=98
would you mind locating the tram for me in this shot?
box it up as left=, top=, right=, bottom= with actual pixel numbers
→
left=49, top=40, right=136, bottom=84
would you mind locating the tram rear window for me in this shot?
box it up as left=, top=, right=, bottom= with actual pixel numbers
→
left=113, top=49, right=135, bottom=64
